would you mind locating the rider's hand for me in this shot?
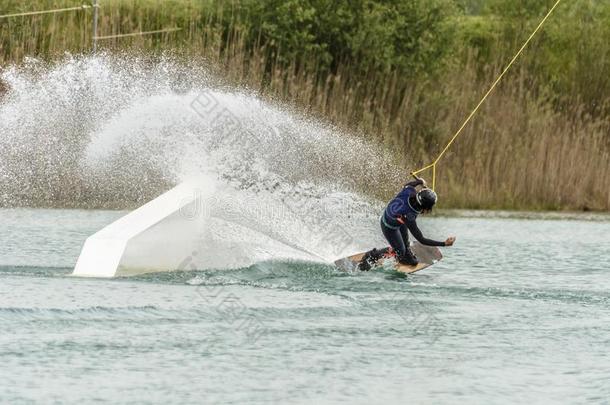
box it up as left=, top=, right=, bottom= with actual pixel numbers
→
left=445, top=236, right=456, bottom=246
left=412, top=173, right=426, bottom=188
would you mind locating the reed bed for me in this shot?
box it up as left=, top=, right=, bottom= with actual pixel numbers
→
left=0, top=0, right=608, bottom=210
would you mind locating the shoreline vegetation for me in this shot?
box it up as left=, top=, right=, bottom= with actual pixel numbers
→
left=0, top=0, right=608, bottom=211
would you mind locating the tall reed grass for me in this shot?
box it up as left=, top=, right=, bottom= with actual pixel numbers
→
left=0, top=0, right=608, bottom=210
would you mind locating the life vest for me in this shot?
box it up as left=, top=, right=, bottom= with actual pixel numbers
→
left=381, top=185, right=421, bottom=229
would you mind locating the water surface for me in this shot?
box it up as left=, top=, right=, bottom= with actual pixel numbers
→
left=1, top=208, right=609, bottom=404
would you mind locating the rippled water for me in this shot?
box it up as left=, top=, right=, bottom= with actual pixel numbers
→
left=1, top=208, right=609, bottom=404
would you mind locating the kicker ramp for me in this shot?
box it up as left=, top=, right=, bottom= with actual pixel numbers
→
left=72, top=178, right=214, bottom=277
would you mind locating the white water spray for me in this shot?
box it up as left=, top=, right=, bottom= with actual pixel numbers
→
left=0, top=54, right=399, bottom=261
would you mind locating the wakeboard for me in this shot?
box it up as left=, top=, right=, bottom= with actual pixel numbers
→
left=334, top=241, right=443, bottom=274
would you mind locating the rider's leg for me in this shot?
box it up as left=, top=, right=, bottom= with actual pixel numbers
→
left=398, top=224, right=418, bottom=265
left=380, top=220, right=407, bottom=259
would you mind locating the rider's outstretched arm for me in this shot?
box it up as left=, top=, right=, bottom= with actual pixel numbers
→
left=405, top=218, right=446, bottom=247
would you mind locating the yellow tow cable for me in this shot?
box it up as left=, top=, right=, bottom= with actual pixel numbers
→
left=412, top=0, right=564, bottom=190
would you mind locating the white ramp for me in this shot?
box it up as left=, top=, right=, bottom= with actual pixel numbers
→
left=72, top=178, right=215, bottom=277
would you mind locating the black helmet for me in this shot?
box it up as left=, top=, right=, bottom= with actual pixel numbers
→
left=416, top=189, right=437, bottom=210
